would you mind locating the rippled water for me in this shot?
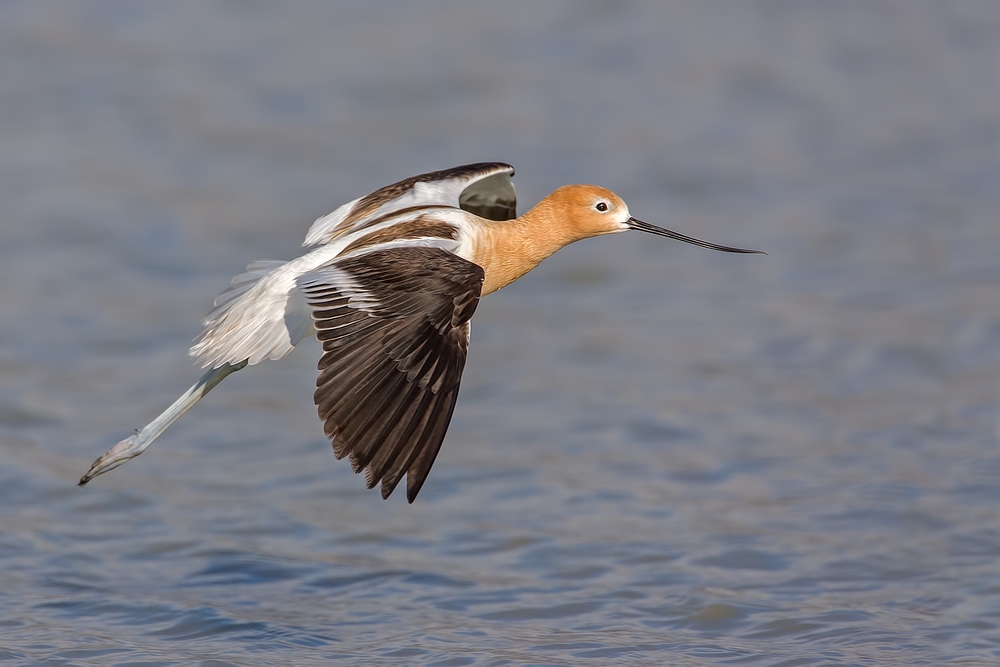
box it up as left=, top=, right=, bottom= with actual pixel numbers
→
left=3, top=2, right=1000, bottom=665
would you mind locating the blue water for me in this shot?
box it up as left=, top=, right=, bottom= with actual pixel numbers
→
left=2, top=2, right=1000, bottom=665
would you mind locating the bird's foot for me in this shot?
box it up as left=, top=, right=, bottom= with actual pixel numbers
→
left=78, top=434, right=143, bottom=486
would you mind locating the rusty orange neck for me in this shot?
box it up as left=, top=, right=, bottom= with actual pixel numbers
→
left=471, top=199, right=580, bottom=295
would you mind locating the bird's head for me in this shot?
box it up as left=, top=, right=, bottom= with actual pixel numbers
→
left=545, top=184, right=765, bottom=254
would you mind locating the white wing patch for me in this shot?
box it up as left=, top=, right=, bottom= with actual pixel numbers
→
left=299, top=265, right=381, bottom=315
left=302, top=196, right=363, bottom=248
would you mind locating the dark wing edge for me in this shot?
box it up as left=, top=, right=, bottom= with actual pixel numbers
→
left=297, top=246, right=484, bottom=502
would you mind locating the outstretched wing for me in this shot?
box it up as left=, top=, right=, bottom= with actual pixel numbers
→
left=303, top=162, right=516, bottom=247
left=297, top=246, right=484, bottom=502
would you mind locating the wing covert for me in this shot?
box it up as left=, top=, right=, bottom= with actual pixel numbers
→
left=303, top=162, right=515, bottom=247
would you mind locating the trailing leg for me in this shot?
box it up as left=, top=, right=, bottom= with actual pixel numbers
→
left=78, top=359, right=248, bottom=485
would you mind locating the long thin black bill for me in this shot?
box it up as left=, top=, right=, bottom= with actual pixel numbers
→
left=627, top=218, right=766, bottom=255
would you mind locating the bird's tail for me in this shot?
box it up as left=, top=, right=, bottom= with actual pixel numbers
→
left=190, top=259, right=313, bottom=368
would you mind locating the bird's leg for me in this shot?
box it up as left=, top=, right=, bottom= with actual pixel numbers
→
left=78, top=359, right=249, bottom=486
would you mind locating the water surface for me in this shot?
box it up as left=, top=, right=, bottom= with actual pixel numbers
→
left=2, top=2, right=1000, bottom=665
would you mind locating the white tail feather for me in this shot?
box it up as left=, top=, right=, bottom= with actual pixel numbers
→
left=190, top=259, right=313, bottom=368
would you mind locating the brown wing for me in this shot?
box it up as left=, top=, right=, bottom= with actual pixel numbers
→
left=297, top=246, right=484, bottom=502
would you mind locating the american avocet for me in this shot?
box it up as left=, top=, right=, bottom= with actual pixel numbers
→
left=80, top=163, right=763, bottom=501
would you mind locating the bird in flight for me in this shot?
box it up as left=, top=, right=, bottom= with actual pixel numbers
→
left=80, top=163, right=763, bottom=502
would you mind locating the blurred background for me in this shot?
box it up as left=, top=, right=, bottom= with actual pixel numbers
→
left=2, top=1, right=999, bottom=665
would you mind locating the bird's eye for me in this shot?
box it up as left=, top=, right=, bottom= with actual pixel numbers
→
left=595, top=201, right=609, bottom=212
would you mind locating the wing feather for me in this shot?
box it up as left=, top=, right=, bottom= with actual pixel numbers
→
left=303, top=162, right=515, bottom=247
left=203, top=259, right=286, bottom=324
left=382, top=336, right=464, bottom=500
left=297, top=246, right=484, bottom=502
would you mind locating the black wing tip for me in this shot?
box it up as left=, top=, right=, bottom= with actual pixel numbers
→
left=434, top=162, right=515, bottom=185
left=369, top=467, right=419, bottom=502
left=405, top=481, right=422, bottom=504
left=406, top=482, right=423, bottom=505
left=454, top=161, right=513, bottom=174
left=348, top=440, right=434, bottom=503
